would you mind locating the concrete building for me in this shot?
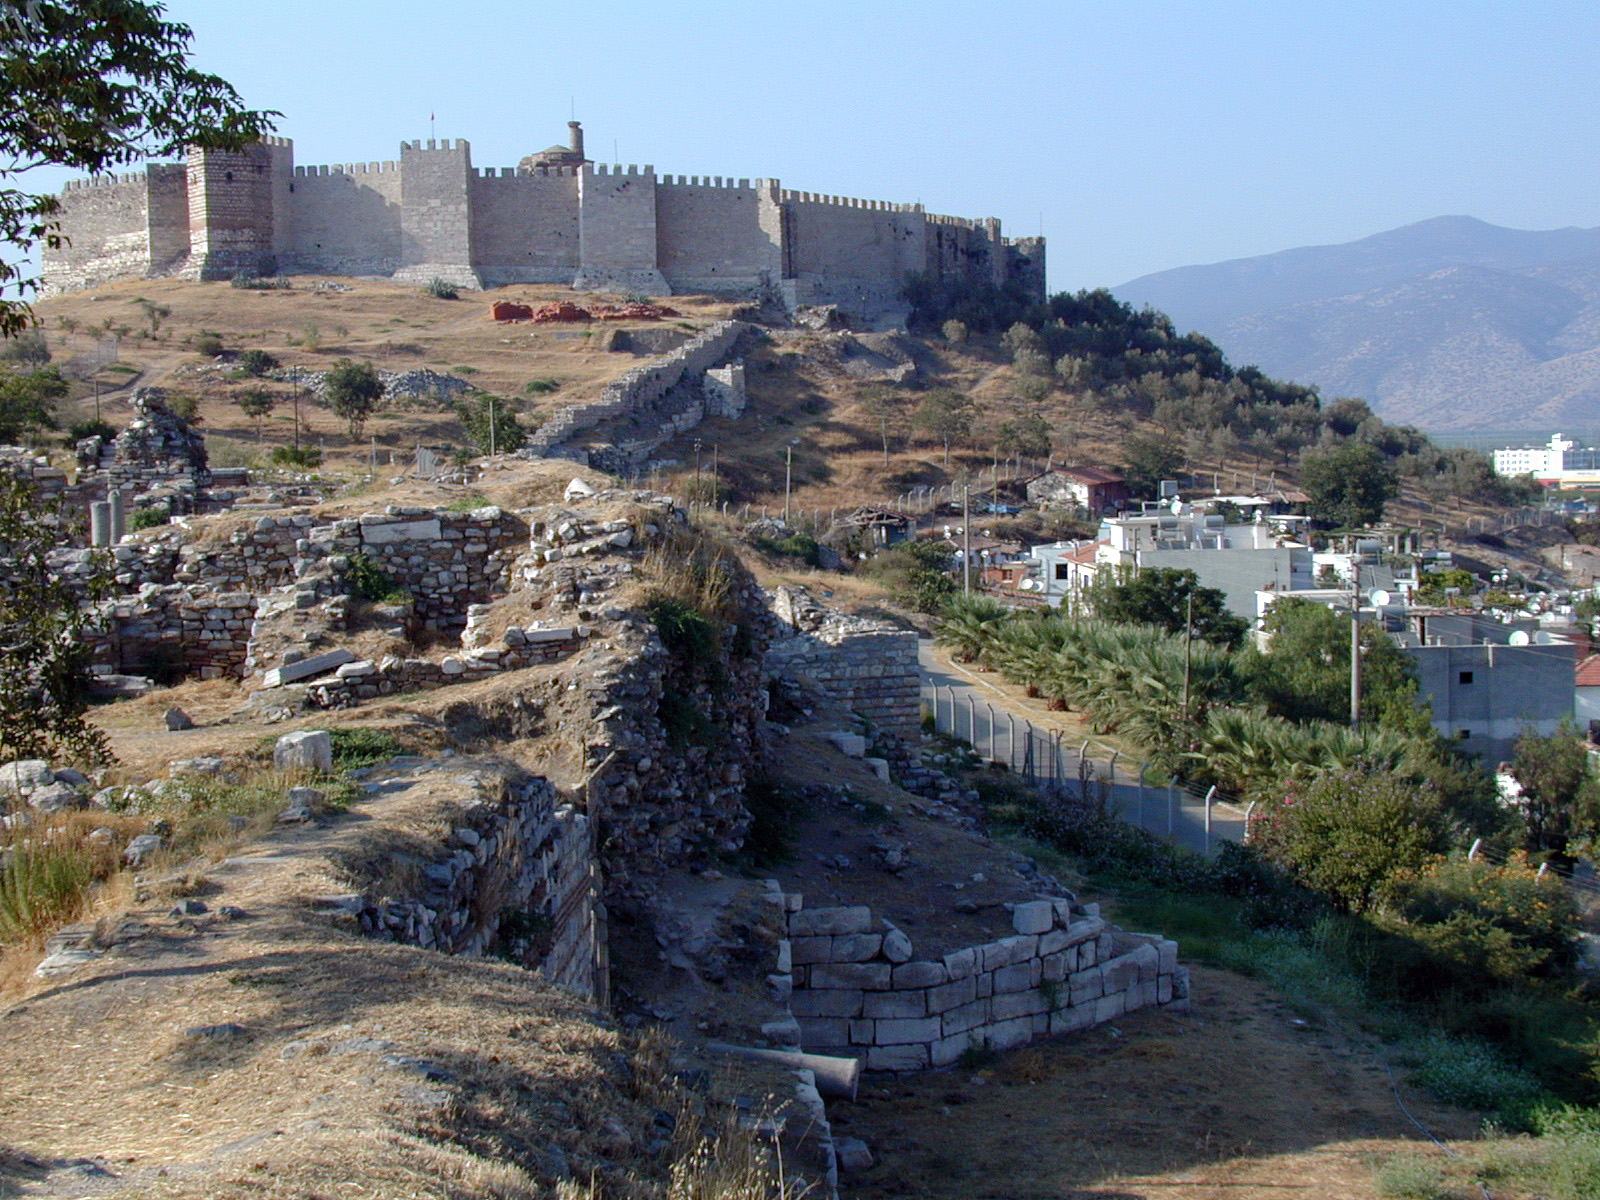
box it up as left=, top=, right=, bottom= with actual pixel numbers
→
left=1492, top=433, right=1600, bottom=485
left=1025, top=467, right=1130, bottom=514
left=42, top=125, right=1045, bottom=319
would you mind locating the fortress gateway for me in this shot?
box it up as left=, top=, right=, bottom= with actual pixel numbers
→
left=43, top=122, right=1045, bottom=314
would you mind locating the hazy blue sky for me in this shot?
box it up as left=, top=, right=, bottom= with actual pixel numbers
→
left=26, top=1, right=1600, bottom=293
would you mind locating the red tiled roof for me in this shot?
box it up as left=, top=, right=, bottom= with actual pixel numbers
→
left=1056, top=467, right=1126, bottom=485
left=1576, top=654, right=1600, bottom=688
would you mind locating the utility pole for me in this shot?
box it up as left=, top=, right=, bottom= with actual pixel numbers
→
left=488, top=395, right=496, bottom=457
left=711, top=443, right=718, bottom=503
left=1350, top=578, right=1362, bottom=727
left=962, top=484, right=971, bottom=595
left=292, top=378, right=301, bottom=450
left=1181, top=591, right=1194, bottom=725
left=784, top=443, right=793, bottom=523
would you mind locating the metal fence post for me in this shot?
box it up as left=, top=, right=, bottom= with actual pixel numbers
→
left=1008, top=712, right=1017, bottom=771
left=1204, top=785, right=1217, bottom=854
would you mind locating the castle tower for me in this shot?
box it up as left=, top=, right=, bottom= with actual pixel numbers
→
left=394, top=138, right=481, bottom=290
left=520, top=121, right=591, bottom=173
left=574, top=163, right=667, bottom=296
left=568, top=121, right=584, bottom=159
left=181, top=139, right=291, bottom=280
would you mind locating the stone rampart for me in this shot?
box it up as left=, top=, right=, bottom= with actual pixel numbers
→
left=347, top=769, right=603, bottom=999
left=85, top=586, right=259, bottom=680
left=766, top=589, right=921, bottom=743
left=774, top=897, right=1187, bottom=1071
left=528, top=320, right=749, bottom=461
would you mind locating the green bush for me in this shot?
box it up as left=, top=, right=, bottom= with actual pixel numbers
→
left=129, top=506, right=169, bottom=531
left=66, top=418, right=115, bottom=443
left=191, top=331, right=225, bottom=357
left=524, top=378, right=561, bottom=395
left=646, top=595, right=722, bottom=668
left=425, top=277, right=459, bottom=300
left=752, top=531, right=820, bottom=566
left=343, top=553, right=409, bottom=604
left=1402, top=1030, right=1547, bottom=1117
left=328, top=727, right=406, bottom=770
left=236, top=348, right=278, bottom=376
left=270, top=445, right=323, bottom=469
left=1379, top=858, right=1578, bottom=986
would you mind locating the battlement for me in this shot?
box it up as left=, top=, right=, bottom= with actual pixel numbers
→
left=64, top=171, right=151, bottom=193
left=590, top=163, right=655, bottom=178
left=258, top=135, right=293, bottom=149
left=473, top=166, right=585, bottom=179
left=659, top=175, right=765, bottom=191
left=294, top=161, right=400, bottom=177
left=402, top=138, right=471, bottom=152
left=926, top=212, right=992, bottom=229
left=780, top=189, right=920, bottom=213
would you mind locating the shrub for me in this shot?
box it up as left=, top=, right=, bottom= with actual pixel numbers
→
left=425, top=277, right=459, bottom=300
left=323, top=358, right=385, bottom=437
left=269, top=444, right=322, bottom=468
left=191, top=331, right=224, bottom=357
left=0, top=329, right=50, bottom=365
left=646, top=595, right=721, bottom=667
left=524, top=378, right=560, bottom=395
left=1379, top=858, right=1578, bottom=986
left=344, top=553, right=409, bottom=603
left=1402, top=1030, right=1547, bottom=1116
left=941, top=319, right=969, bottom=345
left=236, top=348, right=278, bottom=376
left=66, top=418, right=115, bottom=443
left=328, top=727, right=405, bottom=770
left=452, top=393, right=527, bottom=454
left=129, top=506, right=169, bottom=531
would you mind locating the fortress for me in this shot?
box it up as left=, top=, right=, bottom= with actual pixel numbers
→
left=42, top=122, right=1045, bottom=316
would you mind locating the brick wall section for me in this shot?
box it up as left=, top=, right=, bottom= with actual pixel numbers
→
left=282, top=163, right=403, bottom=276
left=774, top=897, right=1188, bottom=1071
left=349, top=770, right=603, bottom=999
left=655, top=177, right=784, bottom=294
left=41, top=171, right=156, bottom=294
left=470, top=169, right=581, bottom=286
left=183, top=143, right=283, bottom=280
left=85, top=587, right=259, bottom=680
left=303, top=626, right=584, bottom=708
left=394, top=139, right=480, bottom=289
left=573, top=166, right=666, bottom=294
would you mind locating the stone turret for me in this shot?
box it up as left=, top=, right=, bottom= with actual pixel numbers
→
left=519, top=121, right=591, bottom=173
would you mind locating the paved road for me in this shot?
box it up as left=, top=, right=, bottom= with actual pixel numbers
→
left=916, top=636, right=1247, bottom=855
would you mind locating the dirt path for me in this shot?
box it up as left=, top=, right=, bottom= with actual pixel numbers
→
left=832, top=964, right=1480, bottom=1200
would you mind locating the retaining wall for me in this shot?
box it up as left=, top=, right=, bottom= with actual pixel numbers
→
left=774, top=896, right=1187, bottom=1071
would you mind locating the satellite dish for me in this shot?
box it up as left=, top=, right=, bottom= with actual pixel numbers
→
left=1369, top=589, right=1391, bottom=607
left=1509, top=631, right=1532, bottom=646
left=1534, top=631, right=1557, bottom=645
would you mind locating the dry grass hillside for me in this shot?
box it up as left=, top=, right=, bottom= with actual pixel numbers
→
left=22, top=277, right=1528, bottom=545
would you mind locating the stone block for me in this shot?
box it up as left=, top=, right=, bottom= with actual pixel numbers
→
left=831, top=933, right=883, bottom=962
left=991, top=988, right=1050, bottom=1021
left=1038, top=928, right=1072, bottom=956
left=866, top=1044, right=929, bottom=1072
left=1103, top=954, right=1142, bottom=993
left=1158, top=975, right=1173, bottom=1005
left=361, top=518, right=442, bottom=545
left=1011, top=900, right=1055, bottom=935
left=863, top=756, right=890, bottom=782
left=993, top=962, right=1035, bottom=994
left=941, top=998, right=990, bottom=1036
left=942, top=947, right=977, bottom=979
left=263, top=649, right=357, bottom=687
left=1041, top=952, right=1070, bottom=984
left=774, top=939, right=792, bottom=974
left=1093, top=992, right=1126, bottom=1024
left=863, top=991, right=926, bottom=1020
left=979, top=941, right=1010, bottom=972
left=274, top=730, right=332, bottom=773
left=881, top=927, right=914, bottom=964
left=891, top=960, right=946, bottom=988
left=874, top=1017, right=941, bottom=1045
left=809, top=962, right=891, bottom=990
left=931, top=1033, right=976, bottom=1068
left=848, top=1019, right=875, bottom=1045
left=1050, top=1004, right=1095, bottom=1035
left=1069, top=972, right=1103, bottom=1006
left=789, top=905, right=872, bottom=937
left=789, top=989, right=864, bottom=1018
left=926, top=975, right=977, bottom=1014
left=1000, top=934, right=1039, bottom=963
left=986, top=1016, right=1034, bottom=1051
left=824, top=730, right=867, bottom=757
left=1062, top=916, right=1106, bottom=947
left=1173, top=966, right=1190, bottom=999
left=797, top=1017, right=847, bottom=1046
left=976, top=972, right=993, bottom=999
left=1158, top=939, right=1179, bottom=975
left=790, top=940, right=838, bottom=966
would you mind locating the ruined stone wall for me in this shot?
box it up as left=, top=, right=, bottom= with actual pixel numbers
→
left=85, top=587, right=259, bottom=680
left=528, top=320, right=749, bottom=456
left=775, top=897, right=1187, bottom=1071
left=766, top=591, right=921, bottom=743
left=283, top=162, right=403, bottom=276
left=470, top=168, right=581, bottom=286
left=655, top=177, right=783, bottom=295
left=348, top=770, right=603, bottom=999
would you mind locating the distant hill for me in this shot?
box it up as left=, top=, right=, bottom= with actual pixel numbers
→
left=1113, top=216, right=1600, bottom=431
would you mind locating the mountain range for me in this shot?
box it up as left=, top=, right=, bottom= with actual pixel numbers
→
left=1113, top=215, right=1600, bottom=432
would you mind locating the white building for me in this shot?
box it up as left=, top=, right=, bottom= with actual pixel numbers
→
left=1492, top=433, right=1600, bottom=483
